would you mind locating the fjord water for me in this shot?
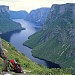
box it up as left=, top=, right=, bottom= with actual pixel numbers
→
left=1, top=19, right=60, bottom=68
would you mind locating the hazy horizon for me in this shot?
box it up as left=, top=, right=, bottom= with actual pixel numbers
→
left=0, top=0, right=74, bottom=13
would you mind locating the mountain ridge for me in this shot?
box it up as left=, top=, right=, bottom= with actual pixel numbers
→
left=24, top=3, right=75, bottom=73
left=0, top=5, right=23, bottom=33
left=26, top=7, right=50, bottom=25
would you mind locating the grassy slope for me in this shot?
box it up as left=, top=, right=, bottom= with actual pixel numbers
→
left=0, top=39, right=72, bottom=75
left=24, top=24, right=75, bottom=71
left=24, top=25, right=75, bottom=68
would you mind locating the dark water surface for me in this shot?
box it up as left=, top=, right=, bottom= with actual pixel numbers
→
left=1, top=19, right=60, bottom=68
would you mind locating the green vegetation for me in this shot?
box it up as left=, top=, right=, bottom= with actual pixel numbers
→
left=0, top=9, right=23, bottom=33
left=0, top=18, right=23, bottom=33
left=0, top=39, right=73, bottom=75
left=24, top=3, right=75, bottom=74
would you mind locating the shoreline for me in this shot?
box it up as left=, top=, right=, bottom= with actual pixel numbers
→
left=32, top=54, right=61, bottom=68
left=23, top=44, right=61, bottom=68
left=0, top=27, right=25, bottom=35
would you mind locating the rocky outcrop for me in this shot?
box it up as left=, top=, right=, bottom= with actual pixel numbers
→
left=26, top=8, right=50, bottom=25
left=43, top=3, right=75, bottom=29
left=0, top=5, right=9, bottom=13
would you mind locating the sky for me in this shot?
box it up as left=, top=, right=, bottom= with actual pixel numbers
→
left=0, top=0, right=75, bottom=13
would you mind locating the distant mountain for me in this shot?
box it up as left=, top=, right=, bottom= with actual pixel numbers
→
left=0, top=5, right=23, bottom=33
left=24, top=3, right=75, bottom=73
left=9, top=10, right=28, bottom=19
left=9, top=8, right=50, bottom=26
left=26, top=8, right=50, bottom=25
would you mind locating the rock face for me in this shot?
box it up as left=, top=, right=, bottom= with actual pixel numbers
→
left=9, top=10, right=28, bottom=19
left=0, top=5, right=9, bottom=13
left=43, top=3, right=75, bottom=29
left=0, top=5, right=9, bottom=18
left=24, top=3, right=75, bottom=72
left=26, top=8, right=50, bottom=25
left=0, top=5, right=23, bottom=33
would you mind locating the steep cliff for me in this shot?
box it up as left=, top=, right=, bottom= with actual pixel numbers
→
left=0, top=5, right=23, bottom=33
left=43, top=3, right=75, bottom=29
left=9, top=10, right=28, bottom=19
left=26, top=8, right=50, bottom=25
left=24, top=3, right=75, bottom=72
left=0, top=5, right=9, bottom=13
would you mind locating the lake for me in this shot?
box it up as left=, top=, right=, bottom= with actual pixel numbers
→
left=1, top=19, right=60, bottom=68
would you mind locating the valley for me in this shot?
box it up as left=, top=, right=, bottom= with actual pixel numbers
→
left=0, top=2, right=74, bottom=75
